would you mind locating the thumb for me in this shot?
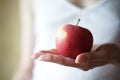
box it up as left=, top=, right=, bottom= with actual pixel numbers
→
left=75, top=52, right=94, bottom=63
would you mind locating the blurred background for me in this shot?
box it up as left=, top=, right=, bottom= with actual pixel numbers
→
left=0, top=0, right=20, bottom=80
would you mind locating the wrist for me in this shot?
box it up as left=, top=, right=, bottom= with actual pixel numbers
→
left=94, top=43, right=120, bottom=65
left=107, top=43, right=120, bottom=65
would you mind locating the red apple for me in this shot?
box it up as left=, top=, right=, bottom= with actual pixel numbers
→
left=55, top=19, right=93, bottom=59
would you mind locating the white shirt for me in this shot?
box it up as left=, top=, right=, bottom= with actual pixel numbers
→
left=32, top=0, right=120, bottom=80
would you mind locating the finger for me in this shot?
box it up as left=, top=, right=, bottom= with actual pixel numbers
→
left=75, top=52, right=109, bottom=70
left=31, top=49, right=58, bottom=59
left=36, top=53, right=98, bottom=71
left=76, top=59, right=108, bottom=71
left=76, top=50, right=110, bottom=64
left=37, top=53, right=76, bottom=67
left=41, top=49, right=58, bottom=54
left=31, top=51, right=45, bottom=59
left=75, top=52, right=96, bottom=63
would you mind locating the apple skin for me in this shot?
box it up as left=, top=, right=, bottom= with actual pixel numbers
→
left=55, top=24, right=93, bottom=59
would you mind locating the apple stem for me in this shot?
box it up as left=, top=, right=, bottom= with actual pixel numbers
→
left=76, top=18, right=80, bottom=26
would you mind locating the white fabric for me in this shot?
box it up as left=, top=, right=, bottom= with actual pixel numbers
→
left=32, top=0, right=120, bottom=80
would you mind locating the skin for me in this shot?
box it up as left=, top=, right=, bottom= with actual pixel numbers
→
left=12, top=0, right=120, bottom=80
left=31, top=43, right=120, bottom=71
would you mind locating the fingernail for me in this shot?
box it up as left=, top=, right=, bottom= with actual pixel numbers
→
left=75, top=60, right=79, bottom=63
left=37, top=55, right=48, bottom=61
left=75, top=58, right=86, bottom=64
left=38, top=54, right=53, bottom=61
left=38, top=56, right=43, bottom=60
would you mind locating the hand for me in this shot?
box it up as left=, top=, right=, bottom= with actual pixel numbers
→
left=31, top=44, right=120, bottom=71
